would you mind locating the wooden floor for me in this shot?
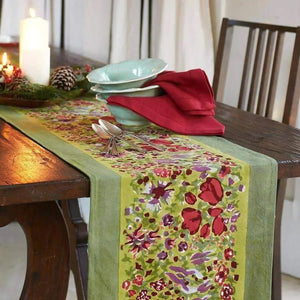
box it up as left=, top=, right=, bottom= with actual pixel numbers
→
left=0, top=222, right=299, bottom=300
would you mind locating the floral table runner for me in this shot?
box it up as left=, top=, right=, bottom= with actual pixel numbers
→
left=0, top=98, right=277, bottom=300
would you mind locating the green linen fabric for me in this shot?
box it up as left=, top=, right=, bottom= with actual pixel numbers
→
left=192, top=136, right=277, bottom=300
left=0, top=102, right=277, bottom=300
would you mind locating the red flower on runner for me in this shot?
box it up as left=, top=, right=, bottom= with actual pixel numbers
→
left=224, top=248, right=234, bottom=260
left=200, top=223, right=210, bottom=238
left=122, top=280, right=130, bottom=290
left=215, top=264, right=229, bottom=285
left=199, top=177, right=223, bottom=205
left=181, top=207, right=202, bottom=235
left=136, top=289, right=151, bottom=300
left=218, top=165, right=231, bottom=179
left=184, top=191, right=197, bottom=205
left=133, top=275, right=143, bottom=286
left=212, top=215, right=227, bottom=236
left=220, top=283, right=234, bottom=300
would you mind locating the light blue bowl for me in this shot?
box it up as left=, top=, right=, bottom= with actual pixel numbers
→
left=96, top=95, right=150, bottom=127
left=91, top=85, right=164, bottom=100
left=87, top=58, right=167, bottom=90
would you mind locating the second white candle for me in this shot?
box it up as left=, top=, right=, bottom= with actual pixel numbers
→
left=19, top=8, right=50, bottom=85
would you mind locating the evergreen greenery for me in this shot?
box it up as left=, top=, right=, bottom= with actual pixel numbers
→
left=0, top=79, right=90, bottom=101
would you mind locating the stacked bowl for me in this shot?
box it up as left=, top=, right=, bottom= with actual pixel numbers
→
left=87, top=58, right=167, bottom=127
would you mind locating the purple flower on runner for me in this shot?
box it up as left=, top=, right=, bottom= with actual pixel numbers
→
left=157, top=251, right=168, bottom=260
left=191, top=251, right=211, bottom=265
left=230, top=224, right=237, bottom=232
left=193, top=165, right=211, bottom=179
left=166, top=267, right=194, bottom=291
left=162, top=213, right=174, bottom=226
left=231, top=212, right=240, bottom=223
left=125, top=207, right=133, bottom=215
left=144, top=181, right=174, bottom=208
left=182, top=181, right=190, bottom=186
left=227, top=203, right=235, bottom=211
left=239, top=184, right=246, bottom=192
left=197, top=280, right=212, bottom=293
left=123, top=224, right=160, bottom=257
left=165, top=237, right=175, bottom=250
left=178, top=241, right=188, bottom=252
left=192, top=165, right=211, bottom=173
left=228, top=177, right=235, bottom=185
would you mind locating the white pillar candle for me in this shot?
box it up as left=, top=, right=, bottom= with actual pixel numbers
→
left=19, top=8, right=50, bottom=85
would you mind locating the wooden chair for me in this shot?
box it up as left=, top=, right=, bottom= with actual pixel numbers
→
left=61, top=199, right=88, bottom=300
left=57, top=3, right=89, bottom=299
left=213, top=18, right=300, bottom=300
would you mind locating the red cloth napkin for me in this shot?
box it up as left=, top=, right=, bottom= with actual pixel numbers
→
left=107, top=69, right=225, bottom=136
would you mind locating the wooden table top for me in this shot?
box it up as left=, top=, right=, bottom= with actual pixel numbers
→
left=0, top=119, right=90, bottom=205
left=216, top=103, right=300, bottom=179
left=1, top=48, right=300, bottom=206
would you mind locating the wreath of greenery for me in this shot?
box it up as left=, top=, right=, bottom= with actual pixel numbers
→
left=0, top=65, right=93, bottom=102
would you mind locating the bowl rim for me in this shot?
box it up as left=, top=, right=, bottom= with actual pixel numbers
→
left=95, top=94, right=107, bottom=103
left=91, top=84, right=160, bottom=94
left=87, top=58, right=168, bottom=84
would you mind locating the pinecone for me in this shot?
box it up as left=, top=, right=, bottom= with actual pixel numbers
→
left=50, top=66, right=76, bottom=91
left=6, top=77, right=30, bottom=91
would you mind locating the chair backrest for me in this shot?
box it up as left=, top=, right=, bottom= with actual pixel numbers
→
left=60, top=0, right=65, bottom=49
left=213, top=18, right=300, bottom=126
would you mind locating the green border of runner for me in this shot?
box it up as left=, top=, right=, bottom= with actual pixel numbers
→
left=192, top=135, right=277, bottom=300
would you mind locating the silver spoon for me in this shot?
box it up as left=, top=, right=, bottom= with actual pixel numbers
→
left=98, top=119, right=165, bottom=152
left=92, top=123, right=110, bottom=139
left=110, top=138, right=119, bottom=156
left=98, top=119, right=147, bottom=153
left=92, top=123, right=119, bottom=156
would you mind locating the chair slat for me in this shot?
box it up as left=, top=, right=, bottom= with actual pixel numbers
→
left=60, top=0, right=65, bottom=49
left=257, top=30, right=277, bottom=116
left=139, top=0, right=145, bottom=59
left=238, top=28, right=256, bottom=110
left=148, top=0, right=153, bottom=57
left=213, top=18, right=233, bottom=102
left=283, top=27, right=300, bottom=126
left=228, top=19, right=297, bottom=33
left=247, top=29, right=267, bottom=113
left=266, top=32, right=285, bottom=119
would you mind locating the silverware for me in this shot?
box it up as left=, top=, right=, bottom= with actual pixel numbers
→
left=98, top=119, right=165, bottom=152
left=110, top=138, right=119, bottom=156
left=92, top=123, right=119, bottom=156
left=98, top=119, right=147, bottom=153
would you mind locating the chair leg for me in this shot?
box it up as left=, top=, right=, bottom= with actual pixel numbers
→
left=61, top=199, right=88, bottom=300
left=272, top=179, right=287, bottom=300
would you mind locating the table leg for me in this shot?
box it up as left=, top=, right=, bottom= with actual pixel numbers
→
left=0, top=201, right=70, bottom=300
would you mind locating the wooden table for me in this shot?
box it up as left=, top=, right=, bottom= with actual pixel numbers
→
left=1, top=50, right=300, bottom=300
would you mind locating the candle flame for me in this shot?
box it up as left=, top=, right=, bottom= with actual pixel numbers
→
left=2, top=52, right=7, bottom=65
left=29, top=8, right=36, bottom=18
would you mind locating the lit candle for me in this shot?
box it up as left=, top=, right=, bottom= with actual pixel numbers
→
left=1, top=53, right=14, bottom=76
left=19, top=8, right=50, bottom=85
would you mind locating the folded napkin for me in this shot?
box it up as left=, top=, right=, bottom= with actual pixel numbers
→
left=107, top=69, right=225, bottom=135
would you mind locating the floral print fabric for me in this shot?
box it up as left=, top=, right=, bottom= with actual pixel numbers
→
left=24, top=99, right=249, bottom=300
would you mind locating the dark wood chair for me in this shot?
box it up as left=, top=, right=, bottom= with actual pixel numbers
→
left=213, top=18, right=300, bottom=300
left=61, top=200, right=88, bottom=300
